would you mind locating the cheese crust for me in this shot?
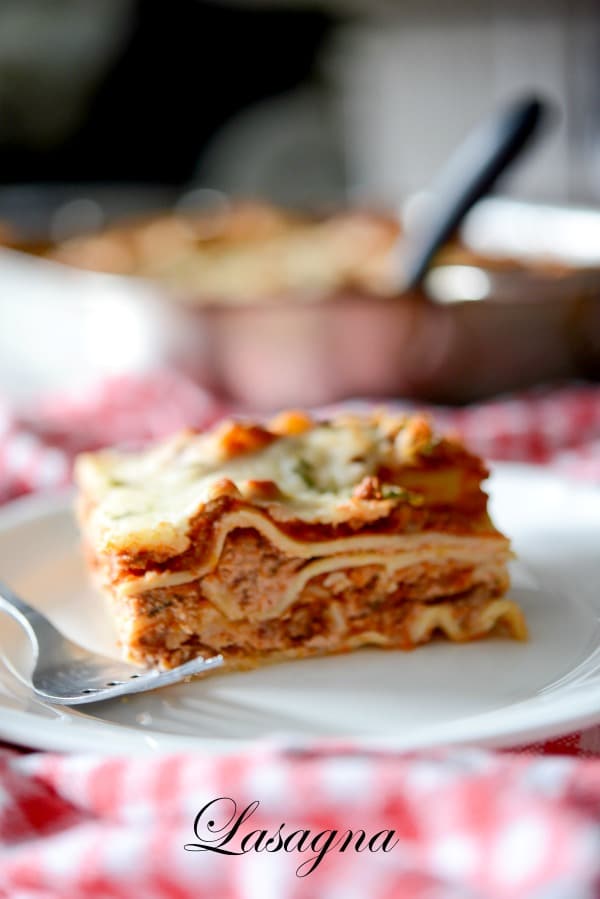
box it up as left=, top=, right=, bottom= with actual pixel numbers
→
left=48, top=203, right=400, bottom=302
left=75, top=410, right=526, bottom=670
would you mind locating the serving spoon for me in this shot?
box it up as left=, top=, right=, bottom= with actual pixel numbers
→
left=400, top=94, right=549, bottom=292
left=0, top=579, right=223, bottom=705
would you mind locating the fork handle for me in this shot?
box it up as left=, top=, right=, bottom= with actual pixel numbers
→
left=0, top=580, right=54, bottom=641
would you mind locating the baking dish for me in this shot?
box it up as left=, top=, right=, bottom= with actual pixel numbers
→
left=1, top=193, right=599, bottom=407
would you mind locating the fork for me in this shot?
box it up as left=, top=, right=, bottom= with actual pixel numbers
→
left=0, top=580, right=223, bottom=705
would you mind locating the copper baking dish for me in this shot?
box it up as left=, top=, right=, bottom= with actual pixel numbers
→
left=2, top=195, right=600, bottom=408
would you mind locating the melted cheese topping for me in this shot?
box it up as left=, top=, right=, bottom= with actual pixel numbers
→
left=75, top=412, right=483, bottom=557
left=48, top=203, right=399, bottom=301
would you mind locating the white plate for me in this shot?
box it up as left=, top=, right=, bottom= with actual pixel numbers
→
left=1, top=463, right=599, bottom=755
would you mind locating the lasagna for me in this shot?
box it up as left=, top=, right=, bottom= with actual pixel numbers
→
left=47, top=202, right=401, bottom=302
left=75, top=411, right=526, bottom=671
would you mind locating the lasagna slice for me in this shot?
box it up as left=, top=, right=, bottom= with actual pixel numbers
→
left=74, top=411, right=526, bottom=671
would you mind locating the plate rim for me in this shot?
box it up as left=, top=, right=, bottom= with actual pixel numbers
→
left=1, top=463, right=599, bottom=755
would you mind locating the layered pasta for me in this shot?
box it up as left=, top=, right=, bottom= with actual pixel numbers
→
left=75, top=410, right=526, bottom=670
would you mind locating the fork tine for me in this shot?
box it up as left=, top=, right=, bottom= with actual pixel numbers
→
left=33, top=653, right=224, bottom=705
left=1, top=578, right=224, bottom=706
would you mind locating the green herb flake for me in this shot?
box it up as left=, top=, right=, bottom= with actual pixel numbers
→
left=381, top=485, right=409, bottom=500
left=293, top=457, right=317, bottom=489
left=420, top=435, right=441, bottom=457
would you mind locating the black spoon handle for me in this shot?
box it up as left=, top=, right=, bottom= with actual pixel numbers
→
left=401, top=95, right=548, bottom=292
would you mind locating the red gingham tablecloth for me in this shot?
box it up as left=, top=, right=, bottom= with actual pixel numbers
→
left=1, top=371, right=600, bottom=899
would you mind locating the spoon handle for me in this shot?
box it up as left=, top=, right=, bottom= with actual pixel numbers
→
left=401, top=95, right=548, bottom=292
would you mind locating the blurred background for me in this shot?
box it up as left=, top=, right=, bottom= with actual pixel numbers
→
left=1, top=0, right=600, bottom=407
left=2, top=0, right=600, bottom=204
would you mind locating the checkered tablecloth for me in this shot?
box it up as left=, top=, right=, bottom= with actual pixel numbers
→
left=1, top=745, right=600, bottom=899
left=1, top=371, right=600, bottom=899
